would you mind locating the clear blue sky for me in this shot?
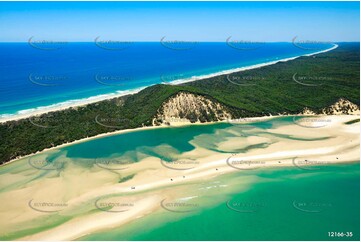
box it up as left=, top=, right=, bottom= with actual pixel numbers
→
left=0, top=1, right=359, bottom=42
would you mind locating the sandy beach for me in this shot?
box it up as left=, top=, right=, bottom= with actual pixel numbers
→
left=1, top=1, right=359, bottom=240
left=0, top=114, right=280, bottom=168
left=0, top=114, right=358, bottom=240
left=0, top=44, right=338, bottom=124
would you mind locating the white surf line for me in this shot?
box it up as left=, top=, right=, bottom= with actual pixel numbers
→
left=169, top=44, right=338, bottom=85
left=0, top=44, right=338, bottom=123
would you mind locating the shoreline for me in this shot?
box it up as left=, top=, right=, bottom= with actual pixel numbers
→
left=0, top=114, right=309, bottom=167
left=0, top=112, right=355, bottom=168
left=0, top=44, right=338, bottom=123
left=11, top=114, right=359, bottom=241
left=0, top=118, right=235, bottom=168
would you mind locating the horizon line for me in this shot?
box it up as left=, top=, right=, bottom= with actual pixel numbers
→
left=0, top=41, right=359, bottom=43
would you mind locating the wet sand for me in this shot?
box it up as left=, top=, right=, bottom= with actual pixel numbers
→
left=0, top=114, right=358, bottom=240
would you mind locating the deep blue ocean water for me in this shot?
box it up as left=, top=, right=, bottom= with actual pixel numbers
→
left=0, top=42, right=333, bottom=117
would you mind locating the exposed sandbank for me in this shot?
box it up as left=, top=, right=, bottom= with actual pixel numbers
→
left=0, top=115, right=357, bottom=240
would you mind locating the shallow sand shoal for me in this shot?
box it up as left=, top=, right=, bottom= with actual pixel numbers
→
left=0, top=114, right=357, bottom=240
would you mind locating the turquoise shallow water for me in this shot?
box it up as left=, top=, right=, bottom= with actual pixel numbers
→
left=61, top=116, right=293, bottom=162
left=0, top=116, right=359, bottom=241
left=82, top=164, right=360, bottom=241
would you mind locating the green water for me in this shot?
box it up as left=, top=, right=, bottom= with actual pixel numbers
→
left=61, top=116, right=312, bottom=162
left=82, top=164, right=360, bottom=241
left=1, top=116, right=359, bottom=241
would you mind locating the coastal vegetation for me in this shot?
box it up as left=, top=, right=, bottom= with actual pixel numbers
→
left=345, top=118, right=360, bottom=125
left=0, top=43, right=359, bottom=165
left=119, top=174, right=135, bottom=183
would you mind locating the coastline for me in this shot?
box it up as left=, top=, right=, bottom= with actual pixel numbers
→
left=0, top=44, right=338, bottom=123
left=0, top=114, right=318, bottom=167
left=0, top=118, right=237, bottom=168
left=1, top=115, right=283, bottom=168
left=0, top=112, right=355, bottom=168
left=8, top=114, right=359, bottom=241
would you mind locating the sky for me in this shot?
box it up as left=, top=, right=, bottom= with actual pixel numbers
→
left=0, top=1, right=359, bottom=42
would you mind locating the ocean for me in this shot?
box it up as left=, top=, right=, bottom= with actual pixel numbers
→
left=0, top=42, right=334, bottom=119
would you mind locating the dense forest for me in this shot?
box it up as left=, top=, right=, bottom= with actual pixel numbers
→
left=0, top=43, right=359, bottom=165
